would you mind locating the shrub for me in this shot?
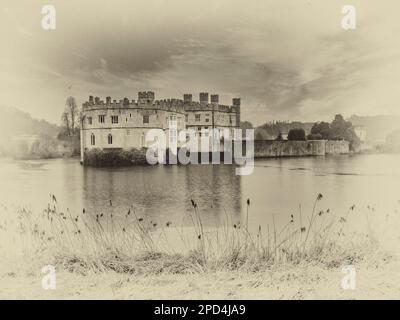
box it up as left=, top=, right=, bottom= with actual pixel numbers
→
left=84, top=148, right=148, bottom=166
left=307, top=133, right=323, bottom=140
left=288, top=128, right=306, bottom=141
left=310, top=122, right=331, bottom=139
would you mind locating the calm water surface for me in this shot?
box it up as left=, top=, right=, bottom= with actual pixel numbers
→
left=1, top=154, right=400, bottom=230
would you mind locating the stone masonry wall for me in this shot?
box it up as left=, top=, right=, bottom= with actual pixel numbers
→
left=253, top=140, right=349, bottom=158
left=253, top=140, right=326, bottom=158
left=325, top=140, right=350, bottom=154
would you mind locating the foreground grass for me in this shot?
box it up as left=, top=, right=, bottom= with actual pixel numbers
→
left=1, top=253, right=398, bottom=299
left=1, top=194, right=400, bottom=299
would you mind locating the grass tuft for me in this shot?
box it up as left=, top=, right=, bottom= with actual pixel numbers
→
left=0, top=193, right=395, bottom=277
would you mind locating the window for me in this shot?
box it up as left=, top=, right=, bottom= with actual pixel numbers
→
left=230, top=115, right=233, bottom=124
left=98, top=115, right=105, bottom=123
left=126, top=130, right=131, bottom=135
left=205, top=118, right=209, bottom=122
left=170, top=129, right=177, bottom=143
left=108, top=134, right=113, bottom=144
left=143, top=115, right=149, bottom=124
left=111, top=115, right=118, bottom=124
left=195, top=114, right=201, bottom=122
left=90, top=133, right=95, bottom=146
left=87, top=117, right=92, bottom=125
left=185, top=115, right=188, bottom=122
left=141, top=133, right=145, bottom=147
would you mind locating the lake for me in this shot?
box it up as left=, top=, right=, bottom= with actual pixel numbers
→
left=1, top=154, right=400, bottom=231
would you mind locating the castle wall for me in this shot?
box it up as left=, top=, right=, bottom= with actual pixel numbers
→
left=81, top=92, right=240, bottom=164
left=185, top=108, right=213, bottom=128
left=252, top=140, right=349, bottom=158
left=83, top=128, right=149, bottom=150
left=253, top=140, right=325, bottom=158
left=325, top=140, right=350, bottom=154
left=83, top=107, right=186, bottom=131
left=214, top=109, right=239, bottom=128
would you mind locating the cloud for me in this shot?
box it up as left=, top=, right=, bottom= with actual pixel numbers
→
left=1, top=0, right=400, bottom=125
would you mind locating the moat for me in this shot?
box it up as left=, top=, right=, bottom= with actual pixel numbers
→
left=1, top=154, right=399, bottom=231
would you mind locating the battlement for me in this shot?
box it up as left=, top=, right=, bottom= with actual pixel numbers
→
left=199, top=92, right=209, bottom=104
left=210, top=94, right=219, bottom=104
left=232, top=98, right=241, bottom=107
left=81, top=91, right=241, bottom=158
left=138, top=91, right=155, bottom=103
left=82, top=92, right=241, bottom=113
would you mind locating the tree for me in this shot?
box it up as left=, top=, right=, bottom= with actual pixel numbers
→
left=307, top=133, right=323, bottom=140
left=61, top=111, right=71, bottom=136
left=62, top=96, right=79, bottom=136
left=288, top=128, right=306, bottom=141
left=310, top=121, right=331, bottom=139
left=240, top=121, right=253, bottom=130
left=308, top=115, right=360, bottom=150
left=330, top=114, right=360, bottom=150
left=275, top=131, right=283, bottom=140
left=330, top=114, right=347, bottom=140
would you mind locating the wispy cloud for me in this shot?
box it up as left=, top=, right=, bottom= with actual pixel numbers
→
left=1, top=0, right=400, bottom=125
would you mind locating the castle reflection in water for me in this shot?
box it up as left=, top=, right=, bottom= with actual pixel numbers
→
left=81, top=164, right=242, bottom=227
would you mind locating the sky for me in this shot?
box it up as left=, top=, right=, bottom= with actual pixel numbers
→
left=1, top=0, right=400, bottom=126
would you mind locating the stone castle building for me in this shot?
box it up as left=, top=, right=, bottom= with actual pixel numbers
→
left=80, top=91, right=241, bottom=161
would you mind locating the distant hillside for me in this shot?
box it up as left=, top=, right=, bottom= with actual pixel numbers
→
left=0, top=106, right=60, bottom=140
left=0, top=106, right=80, bottom=159
left=348, top=115, right=400, bottom=143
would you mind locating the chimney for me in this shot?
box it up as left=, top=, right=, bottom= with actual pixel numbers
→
left=94, top=97, right=100, bottom=104
left=199, top=92, right=209, bottom=104
left=210, top=94, right=219, bottom=104
left=232, top=98, right=241, bottom=107
left=183, top=94, right=192, bottom=103
left=146, top=91, right=155, bottom=102
left=106, top=96, right=111, bottom=105
left=138, top=91, right=155, bottom=103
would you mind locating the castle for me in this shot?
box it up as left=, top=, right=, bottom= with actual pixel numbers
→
left=80, top=91, right=241, bottom=163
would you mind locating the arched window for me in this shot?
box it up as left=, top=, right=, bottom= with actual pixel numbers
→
left=108, top=133, right=113, bottom=145
left=90, top=133, right=95, bottom=146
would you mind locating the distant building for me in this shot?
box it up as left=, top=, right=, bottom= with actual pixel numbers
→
left=354, top=125, right=367, bottom=142
left=281, top=131, right=288, bottom=140
left=80, top=91, right=240, bottom=160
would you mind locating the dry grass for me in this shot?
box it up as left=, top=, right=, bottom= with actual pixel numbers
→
left=2, top=194, right=400, bottom=299
left=0, top=193, right=390, bottom=279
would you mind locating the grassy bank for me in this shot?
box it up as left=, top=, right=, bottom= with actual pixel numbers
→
left=2, top=255, right=399, bottom=299
left=0, top=194, right=399, bottom=299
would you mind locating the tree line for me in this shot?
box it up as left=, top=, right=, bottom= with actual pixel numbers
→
left=278, top=114, right=360, bottom=151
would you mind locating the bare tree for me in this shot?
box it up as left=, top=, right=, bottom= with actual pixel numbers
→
left=61, top=111, right=71, bottom=136
left=65, top=96, right=78, bottom=135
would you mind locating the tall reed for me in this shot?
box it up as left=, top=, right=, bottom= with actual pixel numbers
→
left=0, top=193, right=378, bottom=274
